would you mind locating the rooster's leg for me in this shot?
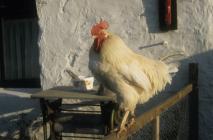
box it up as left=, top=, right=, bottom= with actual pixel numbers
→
left=127, top=113, right=136, bottom=128
left=116, top=110, right=130, bottom=137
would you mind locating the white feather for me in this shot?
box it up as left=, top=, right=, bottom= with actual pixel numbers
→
left=119, top=62, right=152, bottom=92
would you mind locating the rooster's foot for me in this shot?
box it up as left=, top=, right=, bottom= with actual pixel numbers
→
left=127, top=118, right=136, bottom=128
left=116, top=126, right=127, bottom=138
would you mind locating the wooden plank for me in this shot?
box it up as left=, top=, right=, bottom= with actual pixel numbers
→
left=31, top=89, right=115, bottom=101
left=188, top=63, right=199, bottom=140
left=0, top=18, right=5, bottom=80
left=104, top=84, right=193, bottom=140
left=152, top=116, right=160, bottom=140
left=40, top=99, right=48, bottom=140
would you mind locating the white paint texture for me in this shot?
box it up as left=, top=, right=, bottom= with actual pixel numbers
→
left=36, top=0, right=213, bottom=139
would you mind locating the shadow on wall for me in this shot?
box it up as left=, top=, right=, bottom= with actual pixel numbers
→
left=141, top=0, right=160, bottom=33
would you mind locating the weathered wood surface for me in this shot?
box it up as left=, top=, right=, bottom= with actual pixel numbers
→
left=104, top=84, right=193, bottom=140
left=31, top=88, right=115, bottom=101
left=152, top=115, right=160, bottom=140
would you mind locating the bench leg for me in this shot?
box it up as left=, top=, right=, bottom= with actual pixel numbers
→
left=40, top=99, right=48, bottom=140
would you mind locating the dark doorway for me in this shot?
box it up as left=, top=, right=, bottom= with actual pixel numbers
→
left=0, top=0, right=40, bottom=88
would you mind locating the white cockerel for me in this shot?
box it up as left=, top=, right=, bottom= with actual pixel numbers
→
left=88, top=20, right=177, bottom=135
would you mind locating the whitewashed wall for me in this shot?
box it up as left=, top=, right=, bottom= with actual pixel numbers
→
left=36, top=0, right=213, bottom=139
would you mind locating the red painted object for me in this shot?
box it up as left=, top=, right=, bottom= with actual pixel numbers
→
left=159, top=0, right=177, bottom=31
left=165, top=0, right=172, bottom=26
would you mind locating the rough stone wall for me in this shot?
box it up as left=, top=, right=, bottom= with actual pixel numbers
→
left=36, top=0, right=213, bottom=139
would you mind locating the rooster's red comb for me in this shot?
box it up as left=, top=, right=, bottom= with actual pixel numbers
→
left=91, top=20, right=109, bottom=36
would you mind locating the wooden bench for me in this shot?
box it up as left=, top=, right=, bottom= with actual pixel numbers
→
left=31, top=86, right=116, bottom=140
